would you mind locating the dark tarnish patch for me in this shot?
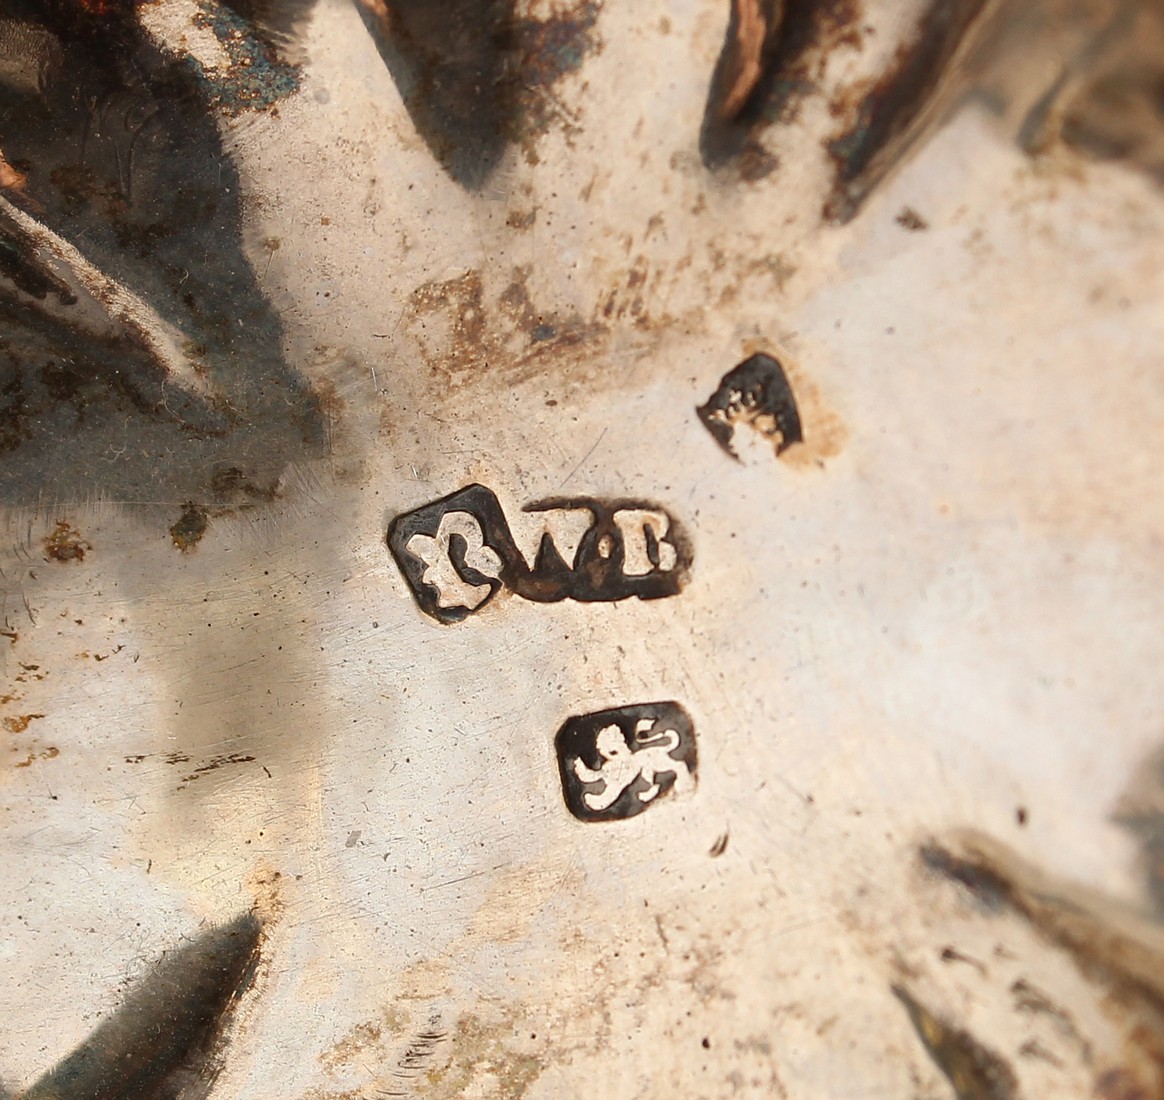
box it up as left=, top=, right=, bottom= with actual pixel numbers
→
left=353, top=0, right=601, bottom=188
left=178, top=750, right=258, bottom=787
left=170, top=502, right=210, bottom=552
left=701, top=0, right=865, bottom=172
left=1094, top=1067, right=1156, bottom=1100
left=43, top=520, right=90, bottom=562
left=823, top=0, right=997, bottom=223
left=920, top=841, right=1013, bottom=912
left=21, top=912, right=262, bottom=1100
left=216, top=0, right=319, bottom=65
left=1017, top=2, right=1164, bottom=186
left=1114, top=745, right=1164, bottom=919
left=186, top=0, right=302, bottom=115
left=353, top=0, right=518, bottom=188
left=0, top=4, right=324, bottom=507
left=892, top=984, right=1019, bottom=1100
left=896, top=205, right=928, bottom=230
left=921, top=834, right=1164, bottom=1097
left=510, top=0, right=602, bottom=161
left=1061, top=64, right=1164, bottom=188
left=704, top=0, right=785, bottom=126
left=13, top=745, right=58, bottom=768
left=697, top=352, right=804, bottom=461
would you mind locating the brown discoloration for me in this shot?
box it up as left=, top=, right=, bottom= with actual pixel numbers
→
left=43, top=519, right=90, bottom=562
left=702, top=0, right=865, bottom=170
left=506, top=206, right=537, bottom=230
left=922, top=833, right=1164, bottom=1097
left=940, top=945, right=986, bottom=973
left=310, top=1006, right=447, bottom=1098
left=823, top=0, right=1000, bottom=223
left=893, top=983, right=1019, bottom=1099
left=170, top=501, right=209, bottom=551
left=405, top=267, right=605, bottom=389
left=178, top=751, right=258, bottom=787
left=737, top=139, right=780, bottom=181
left=921, top=841, right=1013, bottom=911
left=710, top=0, right=785, bottom=122
left=897, top=205, right=929, bottom=230
left=13, top=746, right=58, bottom=768
left=408, top=270, right=486, bottom=376
left=354, top=0, right=601, bottom=185
left=738, top=339, right=847, bottom=468
left=0, top=151, right=28, bottom=195
left=4, top=713, right=44, bottom=733
left=922, top=835, right=1164, bottom=999
left=1012, top=1, right=1164, bottom=185
left=1094, top=1066, right=1155, bottom=1100
left=167, top=470, right=281, bottom=551
left=1010, top=978, right=1087, bottom=1050
left=246, top=862, right=287, bottom=925
left=598, top=254, right=661, bottom=326
left=208, top=465, right=281, bottom=506
left=318, top=1019, right=385, bottom=1072
left=421, top=1011, right=544, bottom=1099
left=510, top=1, right=603, bottom=160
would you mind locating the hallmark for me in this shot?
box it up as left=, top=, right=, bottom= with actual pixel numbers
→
left=387, top=485, right=692, bottom=623
left=555, top=701, right=697, bottom=822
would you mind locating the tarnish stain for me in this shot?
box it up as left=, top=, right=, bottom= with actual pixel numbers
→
left=312, top=1009, right=447, bottom=1098
left=19, top=912, right=262, bottom=1100
left=187, top=0, right=302, bottom=116
left=823, top=0, right=1001, bottom=223
left=922, top=832, right=1164, bottom=1097
left=420, top=1011, right=544, bottom=1099
left=170, top=502, right=210, bottom=551
left=354, top=0, right=602, bottom=186
left=1094, top=1066, right=1156, bottom=1100
left=177, top=751, right=258, bottom=788
left=13, top=746, right=58, bottom=768
left=511, top=0, right=603, bottom=162
left=3, top=713, right=44, bottom=733
left=405, top=267, right=604, bottom=388
left=893, top=983, right=1020, bottom=1099
left=43, top=520, right=90, bottom=562
left=701, top=0, right=865, bottom=171
left=1114, top=743, right=1164, bottom=918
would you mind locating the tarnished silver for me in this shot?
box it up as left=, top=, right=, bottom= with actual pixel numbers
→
left=2, top=1, right=1164, bottom=1096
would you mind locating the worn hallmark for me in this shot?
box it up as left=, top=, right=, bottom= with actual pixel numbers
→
left=698, top=351, right=803, bottom=459
left=387, top=485, right=692, bottom=623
